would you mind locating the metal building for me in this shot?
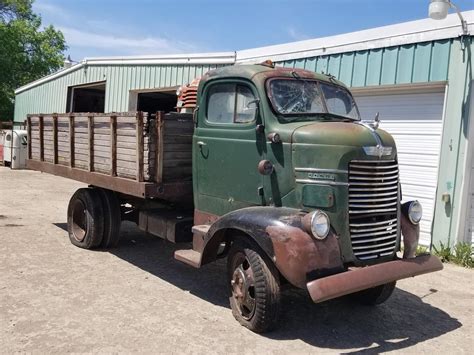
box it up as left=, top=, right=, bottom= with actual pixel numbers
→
left=13, top=11, right=474, bottom=248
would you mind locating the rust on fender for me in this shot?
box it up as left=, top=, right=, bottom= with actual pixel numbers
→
left=266, top=224, right=343, bottom=288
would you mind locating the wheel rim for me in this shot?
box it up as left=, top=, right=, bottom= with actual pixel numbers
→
left=71, top=199, right=87, bottom=242
left=230, top=252, right=256, bottom=320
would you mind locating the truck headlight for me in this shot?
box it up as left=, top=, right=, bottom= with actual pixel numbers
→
left=402, top=200, right=423, bottom=225
left=310, top=210, right=330, bottom=239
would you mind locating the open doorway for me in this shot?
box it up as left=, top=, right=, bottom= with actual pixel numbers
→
left=130, top=87, right=178, bottom=117
left=66, top=81, right=106, bottom=113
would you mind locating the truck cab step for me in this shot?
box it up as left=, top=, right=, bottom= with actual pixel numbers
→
left=192, top=224, right=211, bottom=236
left=174, top=249, right=202, bottom=268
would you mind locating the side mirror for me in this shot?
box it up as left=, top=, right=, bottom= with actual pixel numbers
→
left=246, top=98, right=260, bottom=109
left=245, top=98, right=260, bottom=122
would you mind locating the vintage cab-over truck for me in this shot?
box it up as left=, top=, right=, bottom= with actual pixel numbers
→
left=26, top=62, right=443, bottom=332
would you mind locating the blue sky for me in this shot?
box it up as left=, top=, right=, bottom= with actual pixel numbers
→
left=33, top=0, right=474, bottom=61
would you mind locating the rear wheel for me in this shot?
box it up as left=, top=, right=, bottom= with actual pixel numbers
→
left=352, top=281, right=396, bottom=305
left=96, top=188, right=122, bottom=248
left=67, top=188, right=104, bottom=249
left=227, top=239, right=281, bottom=333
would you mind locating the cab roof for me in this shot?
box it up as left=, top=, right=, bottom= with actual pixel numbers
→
left=200, top=63, right=348, bottom=88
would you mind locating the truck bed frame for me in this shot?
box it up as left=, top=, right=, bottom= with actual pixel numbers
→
left=26, top=111, right=193, bottom=202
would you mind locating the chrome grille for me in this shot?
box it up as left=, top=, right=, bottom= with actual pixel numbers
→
left=348, top=160, right=399, bottom=260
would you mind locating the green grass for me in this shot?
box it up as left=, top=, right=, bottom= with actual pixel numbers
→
left=433, top=242, right=473, bottom=268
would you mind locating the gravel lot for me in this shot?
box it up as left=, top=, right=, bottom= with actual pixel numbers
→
left=0, top=167, right=473, bottom=354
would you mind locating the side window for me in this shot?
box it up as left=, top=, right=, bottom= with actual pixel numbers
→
left=206, top=83, right=257, bottom=124
left=207, top=84, right=235, bottom=124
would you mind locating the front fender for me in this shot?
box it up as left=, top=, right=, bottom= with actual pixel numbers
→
left=201, top=207, right=344, bottom=288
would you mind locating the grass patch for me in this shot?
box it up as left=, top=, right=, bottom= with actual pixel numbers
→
left=433, top=242, right=473, bottom=268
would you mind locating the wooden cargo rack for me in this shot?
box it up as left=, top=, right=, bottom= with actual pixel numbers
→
left=26, top=111, right=193, bottom=202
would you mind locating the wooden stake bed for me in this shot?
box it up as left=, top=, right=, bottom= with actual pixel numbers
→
left=26, top=111, right=193, bottom=201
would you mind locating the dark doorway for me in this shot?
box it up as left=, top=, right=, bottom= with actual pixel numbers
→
left=66, top=82, right=106, bottom=113
left=137, top=91, right=177, bottom=117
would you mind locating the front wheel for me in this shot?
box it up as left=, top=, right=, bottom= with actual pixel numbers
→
left=352, top=281, right=396, bottom=305
left=227, top=239, right=281, bottom=333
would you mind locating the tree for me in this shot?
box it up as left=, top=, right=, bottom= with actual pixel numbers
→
left=0, top=0, right=67, bottom=121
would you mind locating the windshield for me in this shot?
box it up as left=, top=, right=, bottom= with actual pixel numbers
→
left=267, top=79, right=360, bottom=121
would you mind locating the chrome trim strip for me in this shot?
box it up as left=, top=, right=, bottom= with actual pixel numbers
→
left=349, top=175, right=399, bottom=181
left=349, top=185, right=399, bottom=192
left=349, top=190, right=399, bottom=198
left=354, top=245, right=396, bottom=256
left=349, top=201, right=397, bottom=209
left=350, top=218, right=398, bottom=228
left=295, top=179, right=349, bottom=186
left=349, top=207, right=397, bottom=214
left=295, top=167, right=348, bottom=174
left=350, top=160, right=396, bottom=164
left=352, top=235, right=398, bottom=245
left=349, top=196, right=398, bottom=203
left=357, top=255, right=378, bottom=260
left=351, top=229, right=398, bottom=240
left=350, top=169, right=399, bottom=176
left=349, top=180, right=399, bottom=187
left=353, top=239, right=396, bottom=250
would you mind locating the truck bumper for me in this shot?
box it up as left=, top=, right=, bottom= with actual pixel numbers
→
left=307, top=254, right=443, bottom=303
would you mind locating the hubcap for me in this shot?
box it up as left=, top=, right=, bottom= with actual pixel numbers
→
left=71, top=199, right=87, bottom=242
left=231, top=253, right=256, bottom=320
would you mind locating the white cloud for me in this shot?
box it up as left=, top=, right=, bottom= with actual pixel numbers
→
left=32, top=1, right=201, bottom=57
left=58, top=26, right=197, bottom=55
left=33, top=0, right=71, bottom=20
left=287, top=27, right=309, bottom=41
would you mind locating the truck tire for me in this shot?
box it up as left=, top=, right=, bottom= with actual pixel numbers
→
left=96, top=188, right=122, bottom=248
left=67, top=188, right=104, bottom=249
left=352, top=281, right=397, bottom=305
left=227, top=239, right=281, bottom=333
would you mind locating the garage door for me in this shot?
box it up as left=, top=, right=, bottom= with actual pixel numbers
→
left=354, top=91, right=445, bottom=246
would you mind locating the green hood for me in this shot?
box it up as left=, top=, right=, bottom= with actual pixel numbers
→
left=291, top=121, right=396, bottom=148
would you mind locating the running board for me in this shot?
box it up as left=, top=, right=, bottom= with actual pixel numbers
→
left=173, top=225, right=210, bottom=268
left=174, top=249, right=202, bottom=268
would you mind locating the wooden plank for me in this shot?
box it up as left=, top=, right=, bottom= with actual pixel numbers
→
left=111, top=115, right=117, bottom=176
left=39, top=116, right=44, bottom=161
left=69, top=115, right=75, bottom=168
left=156, top=111, right=164, bottom=184
left=27, top=116, right=32, bottom=159
left=88, top=115, right=94, bottom=171
left=136, top=112, right=144, bottom=182
left=52, top=115, right=58, bottom=164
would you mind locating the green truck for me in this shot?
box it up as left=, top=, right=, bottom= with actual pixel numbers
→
left=26, top=62, right=443, bottom=333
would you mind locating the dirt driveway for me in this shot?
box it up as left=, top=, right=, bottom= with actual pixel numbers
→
left=0, top=167, right=472, bottom=353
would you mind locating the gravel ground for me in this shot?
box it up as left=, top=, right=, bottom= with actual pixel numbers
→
left=0, top=167, right=473, bottom=354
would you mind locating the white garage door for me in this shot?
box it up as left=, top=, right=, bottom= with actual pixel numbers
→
left=354, top=91, right=445, bottom=246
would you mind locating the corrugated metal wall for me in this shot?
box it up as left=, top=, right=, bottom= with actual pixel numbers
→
left=14, top=39, right=453, bottom=122
left=14, top=64, right=225, bottom=122
left=277, top=39, right=452, bottom=87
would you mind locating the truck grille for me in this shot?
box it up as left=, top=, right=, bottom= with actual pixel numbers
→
left=348, top=160, right=399, bottom=260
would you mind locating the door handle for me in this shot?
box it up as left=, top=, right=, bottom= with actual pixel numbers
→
left=197, top=141, right=207, bottom=147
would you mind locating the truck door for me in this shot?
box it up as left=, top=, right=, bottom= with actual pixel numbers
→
left=194, top=80, right=264, bottom=216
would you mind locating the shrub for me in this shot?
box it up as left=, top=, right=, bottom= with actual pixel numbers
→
left=433, top=242, right=473, bottom=268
